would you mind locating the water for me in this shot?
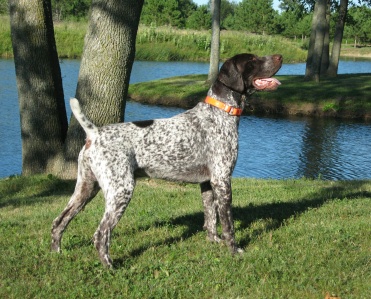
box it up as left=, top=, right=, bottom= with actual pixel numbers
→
left=1, top=59, right=371, bottom=180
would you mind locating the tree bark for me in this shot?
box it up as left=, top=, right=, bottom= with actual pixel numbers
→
left=208, top=0, right=221, bottom=85
left=305, top=0, right=327, bottom=82
left=327, top=0, right=348, bottom=77
left=61, top=0, right=144, bottom=178
left=320, top=0, right=330, bottom=75
left=9, top=0, right=67, bottom=175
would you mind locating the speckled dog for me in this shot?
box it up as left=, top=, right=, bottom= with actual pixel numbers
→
left=51, top=53, right=283, bottom=267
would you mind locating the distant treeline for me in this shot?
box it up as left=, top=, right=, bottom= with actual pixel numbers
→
left=1, top=0, right=370, bottom=44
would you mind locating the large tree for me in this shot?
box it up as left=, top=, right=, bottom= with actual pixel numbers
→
left=9, top=0, right=67, bottom=176
left=62, top=0, right=144, bottom=178
left=9, top=0, right=144, bottom=178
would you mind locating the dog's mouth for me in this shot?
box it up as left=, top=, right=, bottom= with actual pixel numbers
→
left=253, top=77, right=281, bottom=91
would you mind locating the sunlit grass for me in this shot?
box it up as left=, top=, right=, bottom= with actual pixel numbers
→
left=0, top=17, right=307, bottom=62
left=136, top=26, right=307, bottom=63
left=0, top=175, right=370, bottom=298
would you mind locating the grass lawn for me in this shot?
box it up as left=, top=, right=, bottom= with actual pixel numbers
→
left=0, top=175, right=370, bottom=298
left=128, top=73, right=371, bottom=120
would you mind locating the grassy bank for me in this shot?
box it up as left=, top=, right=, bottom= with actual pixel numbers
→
left=2, top=16, right=371, bottom=62
left=0, top=175, right=370, bottom=298
left=128, top=73, right=371, bottom=120
left=0, top=16, right=306, bottom=62
left=135, top=26, right=307, bottom=63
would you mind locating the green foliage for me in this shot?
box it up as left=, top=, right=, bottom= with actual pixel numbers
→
left=140, top=0, right=196, bottom=28
left=0, top=16, right=12, bottom=57
left=186, top=5, right=211, bottom=30
left=52, top=0, right=91, bottom=21
left=3, top=0, right=371, bottom=41
left=234, top=0, right=278, bottom=34
left=0, top=175, right=370, bottom=298
left=0, top=0, right=7, bottom=14
left=344, top=5, right=371, bottom=44
left=277, top=10, right=312, bottom=38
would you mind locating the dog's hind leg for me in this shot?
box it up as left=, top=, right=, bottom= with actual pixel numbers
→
left=200, top=181, right=221, bottom=243
left=51, top=177, right=99, bottom=253
left=93, top=174, right=135, bottom=268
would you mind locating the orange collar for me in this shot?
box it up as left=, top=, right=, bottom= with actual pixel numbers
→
left=204, top=96, right=243, bottom=116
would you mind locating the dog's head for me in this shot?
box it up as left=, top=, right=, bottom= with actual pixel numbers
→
left=217, top=53, right=283, bottom=95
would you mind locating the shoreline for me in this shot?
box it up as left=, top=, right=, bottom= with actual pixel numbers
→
left=128, top=74, right=371, bottom=122
left=128, top=96, right=371, bottom=121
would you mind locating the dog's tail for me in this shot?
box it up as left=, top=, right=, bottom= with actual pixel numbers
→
left=70, top=98, right=99, bottom=138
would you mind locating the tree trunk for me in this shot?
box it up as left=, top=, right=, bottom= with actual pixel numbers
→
left=327, top=0, right=348, bottom=77
left=320, top=0, right=330, bottom=75
left=8, top=0, right=67, bottom=176
left=61, top=0, right=144, bottom=178
left=208, top=0, right=221, bottom=85
left=305, top=0, right=327, bottom=82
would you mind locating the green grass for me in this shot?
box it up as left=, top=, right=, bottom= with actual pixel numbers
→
left=0, top=16, right=306, bottom=62
left=135, top=26, right=307, bottom=63
left=54, top=21, right=87, bottom=58
left=1, top=16, right=371, bottom=63
left=128, top=74, right=371, bottom=119
left=0, top=175, right=370, bottom=298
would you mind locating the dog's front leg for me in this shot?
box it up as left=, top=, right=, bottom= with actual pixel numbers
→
left=200, top=181, right=221, bottom=243
left=211, top=179, right=243, bottom=254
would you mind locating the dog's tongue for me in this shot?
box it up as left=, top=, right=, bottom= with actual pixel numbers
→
left=254, top=77, right=281, bottom=90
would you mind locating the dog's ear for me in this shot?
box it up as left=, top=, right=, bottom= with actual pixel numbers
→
left=217, top=57, right=245, bottom=93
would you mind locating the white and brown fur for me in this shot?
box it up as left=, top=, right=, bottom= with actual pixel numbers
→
left=51, top=53, right=283, bottom=267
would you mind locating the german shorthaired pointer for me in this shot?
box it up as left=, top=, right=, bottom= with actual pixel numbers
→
left=51, top=53, right=283, bottom=267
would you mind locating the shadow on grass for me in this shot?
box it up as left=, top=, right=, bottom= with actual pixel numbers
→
left=0, top=176, right=76, bottom=208
left=114, top=180, right=370, bottom=267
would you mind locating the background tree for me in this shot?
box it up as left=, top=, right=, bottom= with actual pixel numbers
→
left=186, top=4, right=211, bottom=29
left=327, top=0, right=348, bottom=76
left=344, top=5, right=371, bottom=47
left=305, top=0, right=328, bottom=81
left=140, top=0, right=196, bottom=28
left=220, top=0, right=237, bottom=29
left=9, top=0, right=67, bottom=175
left=235, top=0, right=277, bottom=34
left=208, top=0, right=221, bottom=84
left=52, top=0, right=91, bottom=21
left=0, top=0, right=7, bottom=13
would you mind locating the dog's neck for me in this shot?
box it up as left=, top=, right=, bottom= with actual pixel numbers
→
left=208, top=80, right=247, bottom=110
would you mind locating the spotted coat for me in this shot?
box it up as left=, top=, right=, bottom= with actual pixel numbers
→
left=51, top=53, right=283, bottom=267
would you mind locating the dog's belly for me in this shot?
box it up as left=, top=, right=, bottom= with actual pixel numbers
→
left=135, top=164, right=211, bottom=183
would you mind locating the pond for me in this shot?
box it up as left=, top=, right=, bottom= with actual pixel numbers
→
left=1, top=58, right=371, bottom=180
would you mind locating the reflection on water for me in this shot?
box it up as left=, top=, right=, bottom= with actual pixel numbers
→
left=1, top=59, right=371, bottom=179
left=297, top=119, right=371, bottom=180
